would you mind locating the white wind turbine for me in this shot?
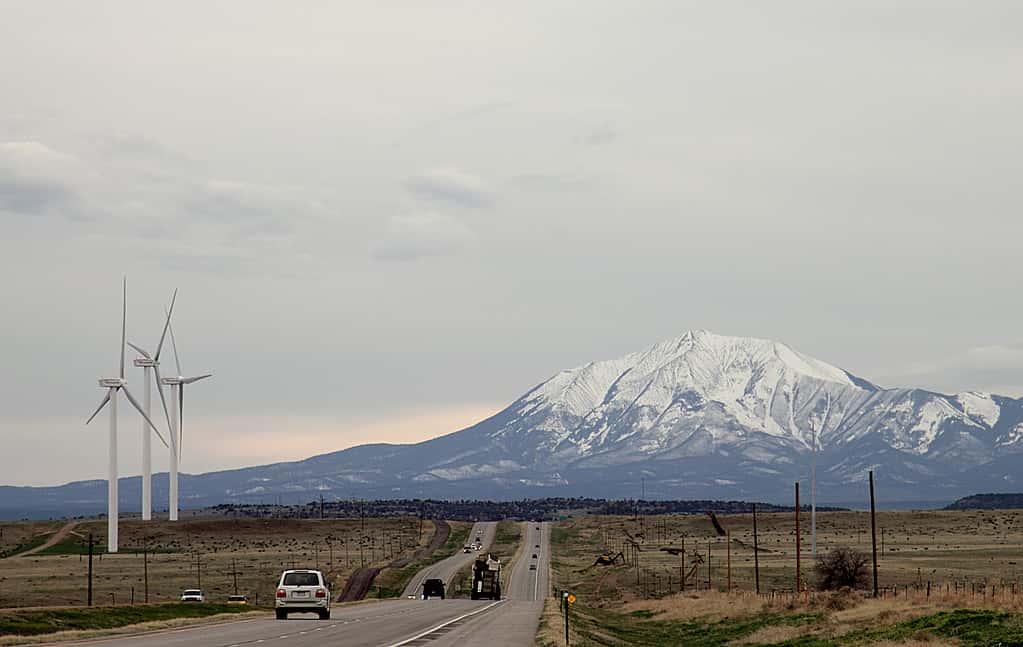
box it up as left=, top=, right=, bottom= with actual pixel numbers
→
left=127, top=289, right=177, bottom=521
left=86, top=278, right=165, bottom=553
left=160, top=315, right=212, bottom=521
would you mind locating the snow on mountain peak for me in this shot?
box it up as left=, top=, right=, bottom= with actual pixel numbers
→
left=528, top=330, right=862, bottom=415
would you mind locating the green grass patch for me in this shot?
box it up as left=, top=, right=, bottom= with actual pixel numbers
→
left=0, top=535, right=50, bottom=559
left=0, top=603, right=256, bottom=637
left=373, top=523, right=471, bottom=598
left=34, top=537, right=179, bottom=556
left=451, top=521, right=523, bottom=598
left=824, top=609, right=1023, bottom=647
left=563, top=604, right=823, bottom=647
left=562, top=606, right=1023, bottom=646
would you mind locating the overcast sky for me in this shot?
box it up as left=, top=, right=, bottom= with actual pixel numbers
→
left=2, top=1, right=1022, bottom=486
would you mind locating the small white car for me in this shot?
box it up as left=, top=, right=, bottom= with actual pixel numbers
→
left=180, top=589, right=205, bottom=602
left=275, top=569, right=331, bottom=620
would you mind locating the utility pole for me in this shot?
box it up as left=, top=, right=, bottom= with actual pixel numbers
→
left=635, top=541, right=640, bottom=585
left=870, top=470, right=879, bottom=598
left=87, top=533, right=95, bottom=606
left=143, top=537, right=149, bottom=603
left=727, top=529, right=732, bottom=593
left=811, top=419, right=818, bottom=560
left=752, top=504, right=760, bottom=595
left=795, top=482, right=801, bottom=592
left=640, top=478, right=645, bottom=538
left=418, top=504, right=424, bottom=542
left=707, top=538, right=712, bottom=591
left=195, top=552, right=202, bottom=589
left=319, top=494, right=324, bottom=520
left=227, top=558, right=241, bottom=595
left=680, top=536, right=686, bottom=592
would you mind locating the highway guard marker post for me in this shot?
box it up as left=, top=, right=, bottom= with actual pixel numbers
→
left=563, top=591, right=575, bottom=645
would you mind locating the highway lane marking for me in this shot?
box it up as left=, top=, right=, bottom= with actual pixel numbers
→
left=36, top=615, right=271, bottom=647
left=385, top=600, right=505, bottom=647
left=533, top=524, right=543, bottom=601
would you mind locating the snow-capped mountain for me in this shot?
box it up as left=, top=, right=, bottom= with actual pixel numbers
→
left=4, top=330, right=1022, bottom=517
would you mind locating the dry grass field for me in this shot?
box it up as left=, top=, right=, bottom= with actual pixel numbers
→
left=573, top=509, right=1023, bottom=597
left=538, top=510, right=1023, bottom=646
left=0, top=517, right=448, bottom=608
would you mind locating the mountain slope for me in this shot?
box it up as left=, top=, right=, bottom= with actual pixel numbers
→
left=4, top=330, right=1022, bottom=517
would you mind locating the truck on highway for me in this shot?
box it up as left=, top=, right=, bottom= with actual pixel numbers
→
left=422, top=578, right=445, bottom=599
left=470, top=554, right=501, bottom=600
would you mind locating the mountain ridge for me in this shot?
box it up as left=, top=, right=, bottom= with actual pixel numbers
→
left=3, top=330, right=1021, bottom=518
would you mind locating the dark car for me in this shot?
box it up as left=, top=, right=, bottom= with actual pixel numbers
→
left=422, top=578, right=445, bottom=600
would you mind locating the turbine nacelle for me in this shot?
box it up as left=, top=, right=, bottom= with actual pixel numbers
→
left=161, top=375, right=210, bottom=386
left=133, top=357, right=156, bottom=368
left=98, top=377, right=127, bottom=388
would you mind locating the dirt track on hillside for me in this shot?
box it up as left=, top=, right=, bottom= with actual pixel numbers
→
left=337, top=520, right=451, bottom=602
left=10, top=522, right=78, bottom=558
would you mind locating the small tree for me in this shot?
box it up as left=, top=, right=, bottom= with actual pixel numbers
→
left=815, top=546, right=868, bottom=590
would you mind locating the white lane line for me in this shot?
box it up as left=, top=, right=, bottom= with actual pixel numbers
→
left=533, top=524, right=543, bottom=601
left=386, top=600, right=505, bottom=647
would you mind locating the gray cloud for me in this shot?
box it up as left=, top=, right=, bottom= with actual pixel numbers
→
left=579, top=125, right=618, bottom=147
left=93, top=134, right=196, bottom=168
left=2, top=1, right=1023, bottom=486
left=881, top=344, right=1023, bottom=397
left=0, top=174, right=72, bottom=214
left=405, top=167, right=493, bottom=208
left=509, top=172, right=596, bottom=192
left=0, top=142, right=77, bottom=215
left=371, top=212, right=474, bottom=261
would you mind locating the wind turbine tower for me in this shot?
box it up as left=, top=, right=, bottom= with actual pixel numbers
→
left=160, top=314, right=212, bottom=521
left=86, top=278, right=165, bottom=552
left=128, top=290, right=177, bottom=520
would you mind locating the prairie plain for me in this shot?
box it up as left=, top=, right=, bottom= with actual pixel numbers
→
left=0, top=517, right=451, bottom=608
left=539, top=509, right=1023, bottom=646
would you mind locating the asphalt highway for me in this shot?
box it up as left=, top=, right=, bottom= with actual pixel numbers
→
left=43, top=522, right=550, bottom=647
left=400, top=521, right=497, bottom=598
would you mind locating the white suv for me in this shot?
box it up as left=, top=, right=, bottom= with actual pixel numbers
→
left=275, top=570, right=331, bottom=620
left=180, top=589, right=205, bottom=602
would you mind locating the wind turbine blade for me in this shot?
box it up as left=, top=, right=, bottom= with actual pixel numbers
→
left=178, top=384, right=184, bottom=460
left=127, top=342, right=152, bottom=360
left=182, top=374, right=212, bottom=385
left=168, top=317, right=183, bottom=376
left=120, top=277, right=127, bottom=379
left=153, top=364, right=173, bottom=437
left=154, top=289, right=178, bottom=361
left=122, top=385, right=169, bottom=448
left=85, top=390, right=112, bottom=425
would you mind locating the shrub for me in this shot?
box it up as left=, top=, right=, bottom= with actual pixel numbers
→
left=815, top=546, right=869, bottom=590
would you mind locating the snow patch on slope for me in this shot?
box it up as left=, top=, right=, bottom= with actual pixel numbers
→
left=957, top=392, right=1000, bottom=427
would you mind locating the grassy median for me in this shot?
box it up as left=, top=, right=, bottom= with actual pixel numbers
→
left=0, top=603, right=258, bottom=637
left=538, top=513, right=1023, bottom=646
left=373, top=522, right=471, bottom=598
